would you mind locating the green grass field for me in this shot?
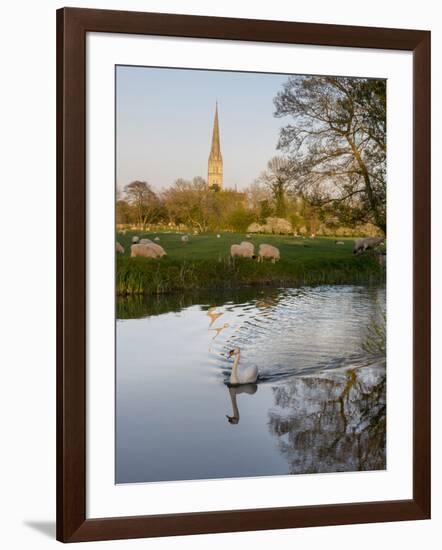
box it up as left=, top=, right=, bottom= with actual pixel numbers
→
left=116, top=231, right=385, bottom=295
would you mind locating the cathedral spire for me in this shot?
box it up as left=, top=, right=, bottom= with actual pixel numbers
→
left=210, top=102, right=221, bottom=159
left=208, top=102, right=223, bottom=190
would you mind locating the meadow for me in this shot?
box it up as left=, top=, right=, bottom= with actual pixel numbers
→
left=116, top=232, right=385, bottom=295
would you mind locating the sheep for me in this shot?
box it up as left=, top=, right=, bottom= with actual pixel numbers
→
left=240, top=241, right=255, bottom=256
left=131, top=243, right=157, bottom=258
left=216, top=234, right=221, bottom=238
left=145, top=242, right=167, bottom=257
left=258, top=243, right=280, bottom=263
left=130, top=243, right=166, bottom=259
left=246, top=234, right=251, bottom=239
left=154, top=236, right=160, bottom=241
left=230, top=243, right=254, bottom=259
left=335, top=240, right=345, bottom=245
left=181, top=235, right=189, bottom=243
left=353, top=236, right=385, bottom=255
left=116, top=241, right=125, bottom=254
left=131, top=235, right=140, bottom=244
left=139, top=238, right=153, bottom=245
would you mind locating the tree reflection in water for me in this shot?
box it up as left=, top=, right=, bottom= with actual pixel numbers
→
left=268, top=364, right=386, bottom=474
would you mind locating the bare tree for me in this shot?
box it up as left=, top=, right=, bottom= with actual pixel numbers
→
left=162, top=177, right=212, bottom=232
left=274, top=76, right=386, bottom=233
left=258, top=156, right=294, bottom=217
left=244, top=182, right=272, bottom=212
left=124, top=180, right=160, bottom=229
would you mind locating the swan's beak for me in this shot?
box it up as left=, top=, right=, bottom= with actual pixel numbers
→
left=226, top=414, right=239, bottom=425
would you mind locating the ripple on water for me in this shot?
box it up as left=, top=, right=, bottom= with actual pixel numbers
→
left=206, top=285, right=385, bottom=384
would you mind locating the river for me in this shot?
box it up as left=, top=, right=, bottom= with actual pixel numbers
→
left=116, top=285, right=386, bottom=483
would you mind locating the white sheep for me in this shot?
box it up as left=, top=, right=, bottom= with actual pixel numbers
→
left=146, top=242, right=167, bottom=257
left=353, top=236, right=385, bottom=254
left=154, top=236, right=160, bottom=241
left=258, top=243, right=280, bottom=263
left=130, top=243, right=166, bottom=258
left=216, top=234, right=221, bottom=238
left=181, top=235, right=189, bottom=243
left=335, top=240, right=345, bottom=245
left=240, top=241, right=255, bottom=256
left=139, top=238, right=153, bottom=245
left=131, top=235, right=140, bottom=244
left=246, top=234, right=251, bottom=238
left=116, top=241, right=125, bottom=254
left=230, top=243, right=254, bottom=259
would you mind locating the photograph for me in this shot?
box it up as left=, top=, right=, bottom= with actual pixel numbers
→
left=0, top=0, right=434, bottom=546
left=115, top=65, right=387, bottom=484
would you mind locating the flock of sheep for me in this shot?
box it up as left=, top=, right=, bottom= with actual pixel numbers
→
left=115, top=234, right=385, bottom=262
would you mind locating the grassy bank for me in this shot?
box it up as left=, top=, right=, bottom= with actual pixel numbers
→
left=116, top=232, right=385, bottom=295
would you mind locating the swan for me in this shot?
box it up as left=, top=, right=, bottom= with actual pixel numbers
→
left=228, top=347, right=258, bottom=385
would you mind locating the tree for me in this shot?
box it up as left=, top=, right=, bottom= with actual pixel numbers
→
left=163, top=177, right=212, bottom=232
left=124, top=181, right=161, bottom=229
left=116, top=199, right=134, bottom=224
left=227, top=207, right=256, bottom=232
left=258, top=156, right=294, bottom=217
left=245, top=182, right=271, bottom=209
left=274, top=76, right=386, bottom=233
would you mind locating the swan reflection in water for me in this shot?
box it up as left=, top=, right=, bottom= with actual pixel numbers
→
left=225, top=384, right=258, bottom=425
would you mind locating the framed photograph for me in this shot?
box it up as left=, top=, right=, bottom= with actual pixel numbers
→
left=57, top=7, right=431, bottom=542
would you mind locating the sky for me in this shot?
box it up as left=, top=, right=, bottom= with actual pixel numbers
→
left=116, top=65, right=290, bottom=192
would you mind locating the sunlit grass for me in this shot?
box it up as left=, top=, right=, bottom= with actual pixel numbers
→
left=116, top=231, right=385, bottom=295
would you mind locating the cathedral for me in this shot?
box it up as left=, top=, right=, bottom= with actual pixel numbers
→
left=207, top=103, right=223, bottom=190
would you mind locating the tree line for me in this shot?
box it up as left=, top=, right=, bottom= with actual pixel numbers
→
left=117, top=76, right=386, bottom=235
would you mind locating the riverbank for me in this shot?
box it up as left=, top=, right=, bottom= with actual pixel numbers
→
left=116, top=232, right=385, bottom=295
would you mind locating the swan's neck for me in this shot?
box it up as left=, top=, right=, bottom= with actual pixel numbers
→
left=230, top=351, right=240, bottom=384
left=229, top=387, right=240, bottom=421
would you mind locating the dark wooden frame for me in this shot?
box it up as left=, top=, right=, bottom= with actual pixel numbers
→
left=57, top=7, right=431, bottom=543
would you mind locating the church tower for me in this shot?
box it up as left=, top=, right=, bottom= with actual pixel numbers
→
left=207, top=103, right=223, bottom=190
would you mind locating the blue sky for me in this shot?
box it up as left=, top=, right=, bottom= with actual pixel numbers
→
left=116, top=66, right=289, bottom=191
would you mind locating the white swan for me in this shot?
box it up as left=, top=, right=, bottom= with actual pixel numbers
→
left=228, top=347, right=258, bottom=385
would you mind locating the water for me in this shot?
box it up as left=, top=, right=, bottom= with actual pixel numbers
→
left=116, top=285, right=386, bottom=483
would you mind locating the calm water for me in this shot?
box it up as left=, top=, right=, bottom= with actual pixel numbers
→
left=116, top=285, right=386, bottom=483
